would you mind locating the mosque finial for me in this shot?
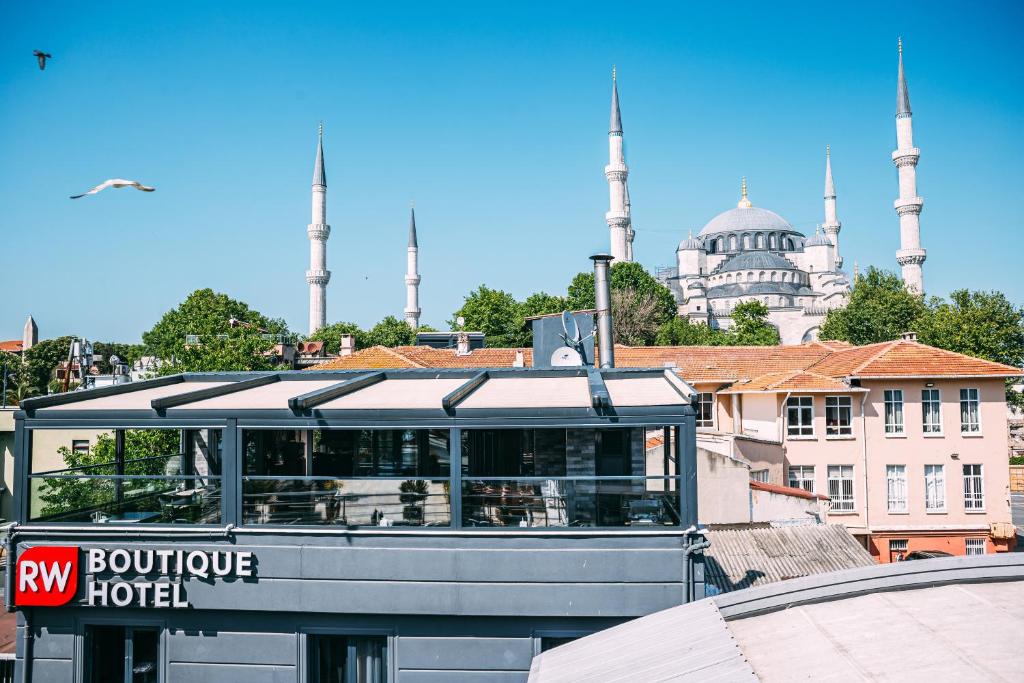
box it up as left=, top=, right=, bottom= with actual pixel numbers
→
left=738, top=177, right=752, bottom=208
left=898, top=37, right=903, bottom=55
left=612, top=65, right=616, bottom=81
left=826, top=144, right=831, bottom=158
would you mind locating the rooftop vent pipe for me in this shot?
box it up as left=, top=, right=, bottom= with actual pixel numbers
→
left=591, top=254, right=615, bottom=368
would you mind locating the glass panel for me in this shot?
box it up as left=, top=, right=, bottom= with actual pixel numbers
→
left=310, top=634, right=348, bottom=683
left=243, top=479, right=450, bottom=527
left=309, top=635, right=388, bottom=683
left=461, top=478, right=680, bottom=528
left=32, top=429, right=188, bottom=474
left=131, top=628, right=160, bottom=683
left=462, top=429, right=568, bottom=477
left=86, top=625, right=125, bottom=683
left=28, top=476, right=221, bottom=523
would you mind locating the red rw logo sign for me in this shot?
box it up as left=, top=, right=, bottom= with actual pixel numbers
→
left=15, top=546, right=79, bottom=607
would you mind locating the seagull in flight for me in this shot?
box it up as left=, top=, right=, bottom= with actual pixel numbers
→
left=70, top=179, right=156, bottom=199
left=33, top=51, right=52, bottom=70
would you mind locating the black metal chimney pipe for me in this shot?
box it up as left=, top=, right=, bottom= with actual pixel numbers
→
left=590, top=254, right=615, bottom=368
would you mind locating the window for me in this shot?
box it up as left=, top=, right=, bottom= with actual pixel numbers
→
left=787, top=465, right=815, bottom=493
left=884, top=390, right=904, bottom=435
left=886, top=465, right=907, bottom=513
left=965, top=538, right=986, bottom=556
left=750, top=469, right=769, bottom=483
left=924, top=465, right=946, bottom=511
left=889, top=539, right=909, bottom=563
left=72, top=439, right=90, bottom=454
left=695, top=393, right=714, bottom=428
left=959, top=388, right=980, bottom=433
left=786, top=396, right=814, bottom=437
left=827, top=465, right=855, bottom=512
left=825, top=396, right=852, bottom=436
left=308, top=634, right=388, bottom=683
left=922, top=388, right=942, bottom=434
left=85, top=625, right=160, bottom=683
left=963, top=464, right=984, bottom=510
left=540, top=637, right=579, bottom=653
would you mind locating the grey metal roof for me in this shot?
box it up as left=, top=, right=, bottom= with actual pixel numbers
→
left=609, top=76, right=622, bottom=134
left=715, top=251, right=796, bottom=273
left=803, top=231, right=832, bottom=247
left=677, top=234, right=703, bottom=251
left=312, top=126, right=326, bottom=186
left=706, top=282, right=812, bottom=298
left=897, top=42, right=912, bottom=117
left=529, top=553, right=1024, bottom=683
left=704, top=525, right=875, bottom=593
left=528, top=596, right=757, bottom=682
left=408, top=207, right=418, bottom=248
left=699, top=206, right=794, bottom=237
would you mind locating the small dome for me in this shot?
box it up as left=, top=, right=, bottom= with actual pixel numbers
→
left=677, top=233, right=703, bottom=251
left=715, top=251, right=795, bottom=273
left=804, top=231, right=833, bottom=247
left=699, top=206, right=793, bottom=237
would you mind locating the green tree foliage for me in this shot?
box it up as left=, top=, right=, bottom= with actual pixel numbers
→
left=917, top=290, right=1024, bottom=369
left=819, top=267, right=928, bottom=344
left=38, top=430, right=180, bottom=519
left=654, top=317, right=722, bottom=346
left=566, top=262, right=677, bottom=346
left=364, top=316, right=416, bottom=348
left=450, top=285, right=530, bottom=347
left=92, top=342, right=145, bottom=372
left=1, top=352, right=37, bottom=405
left=729, top=301, right=782, bottom=345
left=142, top=289, right=289, bottom=373
left=521, top=292, right=568, bottom=319
left=23, top=336, right=74, bottom=395
left=309, top=321, right=365, bottom=353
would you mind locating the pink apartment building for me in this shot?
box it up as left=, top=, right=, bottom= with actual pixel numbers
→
left=315, top=338, right=1021, bottom=563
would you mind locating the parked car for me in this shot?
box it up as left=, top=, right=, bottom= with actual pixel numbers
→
left=903, top=550, right=953, bottom=560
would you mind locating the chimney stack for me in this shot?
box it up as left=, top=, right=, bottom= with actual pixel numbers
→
left=590, top=254, right=615, bottom=368
left=900, top=331, right=918, bottom=342
left=456, top=331, right=471, bottom=356
left=339, top=334, right=356, bottom=356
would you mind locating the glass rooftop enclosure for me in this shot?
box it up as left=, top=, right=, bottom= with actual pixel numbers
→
left=13, top=368, right=698, bottom=530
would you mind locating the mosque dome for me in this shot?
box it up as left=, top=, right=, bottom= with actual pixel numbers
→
left=715, top=250, right=795, bottom=273
left=677, top=232, right=703, bottom=251
left=804, top=231, right=833, bottom=247
left=697, top=178, right=797, bottom=238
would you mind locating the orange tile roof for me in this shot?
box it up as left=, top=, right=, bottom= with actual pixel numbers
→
left=310, top=341, right=1021, bottom=389
left=0, top=340, right=23, bottom=353
left=750, top=479, right=830, bottom=501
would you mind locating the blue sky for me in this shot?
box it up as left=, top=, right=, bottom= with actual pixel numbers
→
left=1, top=1, right=1021, bottom=342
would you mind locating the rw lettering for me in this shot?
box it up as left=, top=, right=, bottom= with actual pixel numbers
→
left=15, top=546, right=79, bottom=607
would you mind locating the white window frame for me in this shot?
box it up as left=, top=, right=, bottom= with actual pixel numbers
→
left=921, top=388, right=942, bottom=435
left=889, top=538, right=909, bottom=562
left=962, top=464, right=984, bottom=511
left=883, top=389, right=904, bottom=435
left=964, top=538, right=986, bottom=556
left=786, top=396, right=815, bottom=437
left=924, top=464, right=946, bottom=512
left=695, top=392, right=715, bottom=429
left=825, top=396, right=853, bottom=437
left=959, top=388, right=981, bottom=434
left=750, top=469, right=769, bottom=483
left=827, top=465, right=855, bottom=512
left=886, top=465, right=908, bottom=513
left=787, top=465, right=815, bottom=493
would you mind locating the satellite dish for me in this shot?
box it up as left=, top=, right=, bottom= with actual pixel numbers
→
left=550, top=346, right=582, bottom=367
left=561, top=311, right=580, bottom=344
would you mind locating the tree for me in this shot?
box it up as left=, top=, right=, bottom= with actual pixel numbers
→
left=1, top=352, right=37, bottom=406
left=142, top=289, right=290, bottom=373
left=819, top=267, right=927, bottom=344
left=655, top=318, right=722, bottom=346
left=521, top=292, right=567, bottom=319
left=612, top=289, right=663, bottom=346
left=917, top=290, right=1024, bottom=369
left=728, top=301, right=781, bottom=345
left=450, top=285, right=529, bottom=347
left=23, top=336, right=74, bottom=396
left=37, top=429, right=180, bottom=519
left=309, top=322, right=365, bottom=353
left=142, top=288, right=287, bottom=360
left=364, top=316, right=416, bottom=348
left=566, top=263, right=676, bottom=346
left=92, top=342, right=145, bottom=373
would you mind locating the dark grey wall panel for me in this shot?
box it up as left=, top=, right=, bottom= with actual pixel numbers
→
left=167, top=662, right=296, bottom=683
left=399, top=672, right=528, bottom=683
left=27, top=626, right=73, bottom=660
left=398, top=637, right=534, bottom=670
left=29, top=658, right=73, bottom=682
left=167, top=630, right=297, bottom=665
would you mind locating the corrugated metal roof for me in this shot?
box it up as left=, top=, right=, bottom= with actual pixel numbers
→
left=704, top=525, right=874, bottom=593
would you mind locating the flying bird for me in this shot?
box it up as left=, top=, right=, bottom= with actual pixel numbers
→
left=33, top=51, right=51, bottom=70
left=70, top=179, right=156, bottom=199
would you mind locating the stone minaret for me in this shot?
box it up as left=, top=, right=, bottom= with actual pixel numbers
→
left=404, top=207, right=421, bottom=329
left=892, top=39, right=926, bottom=294
left=822, top=145, right=843, bottom=269
left=22, top=315, right=37, bottom=351
left=605, top=67, right=632, bottom=262
left=307, top=124, right=331, bottom=334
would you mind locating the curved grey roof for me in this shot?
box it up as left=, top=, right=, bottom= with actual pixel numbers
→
left=716, top=251, right=796, bottom=273
left=677, top=235, right=703, bottom=251
left=706, top=281, right=812, bottom=298
left=804, top=231, right=832, bottom=247
left=699, top=206, right=794, bottom=237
